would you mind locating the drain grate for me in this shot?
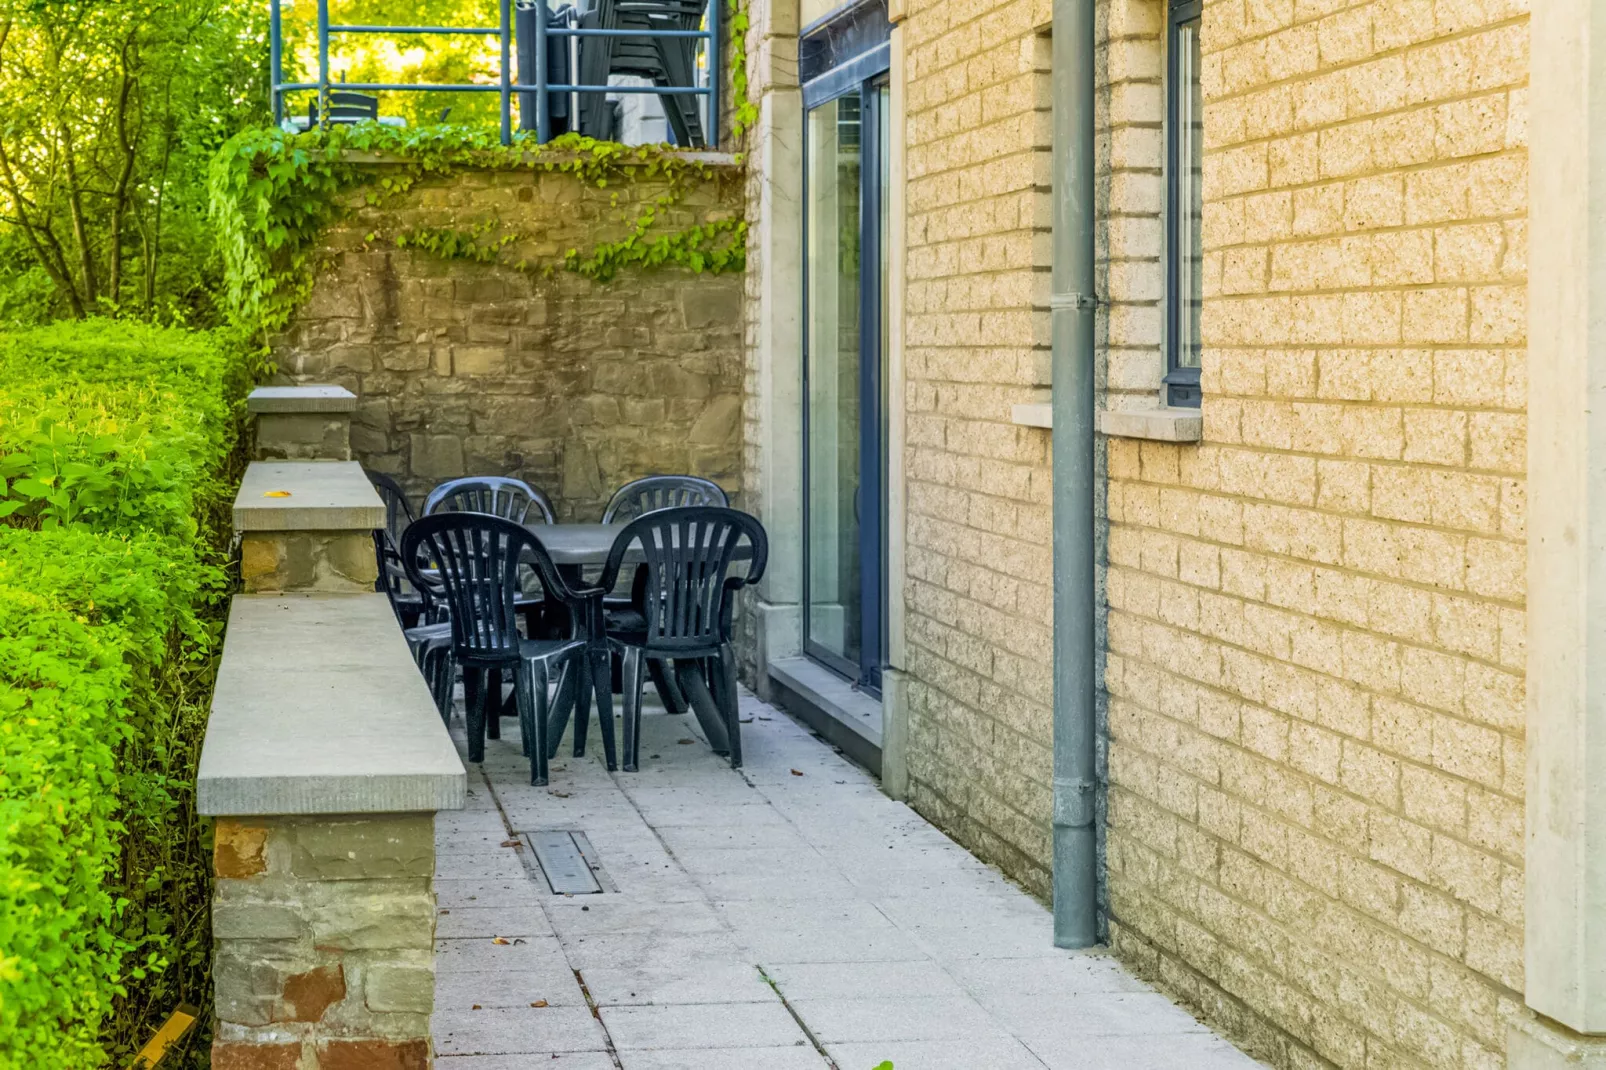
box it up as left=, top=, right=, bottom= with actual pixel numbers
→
left=524, top=831, right=609, bottom=894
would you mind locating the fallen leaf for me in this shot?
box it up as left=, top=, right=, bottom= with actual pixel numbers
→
left=530, top=1000, right=548, bottom=1008
left=500, top=840, right=521, bottom=848
left=491, top=937, right=510, bottom=945
left=676, top=738, right=695, bottom=745
left=438, top=909, right=450, bottom=915
left=790, top=769, right=804, bottom=776
left=471, top=1004, right=482, bottom=1010
left=263, top=490, right=292, bottom=498
left=649, top=754, right=661, bottom=759
left=549, top=790, right=572, bottom=798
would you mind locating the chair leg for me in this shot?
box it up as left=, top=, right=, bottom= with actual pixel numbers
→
left=647, top=657, right=687, bottom=715
left=485, top=667, right=502, bottom=740
left=572, top=655, right=593, bottom=759
left=464, top=667, right=486, bottom=764
left=591, top=644, right=618, bottom=772
left=533, top=659, right=550, bottom=786
left=621, top=647, right=643, bottom=772
left=717, top=643, right=742, bottom=769
left=516, top=660, right=549, bottom=786
left=547, top=658, right=576, bottom=761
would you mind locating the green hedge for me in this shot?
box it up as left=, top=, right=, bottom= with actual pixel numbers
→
left=0, top=321, right=245, bottom=1068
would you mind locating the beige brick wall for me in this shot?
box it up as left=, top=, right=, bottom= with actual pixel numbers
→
left=1104, top=2, right=1529, bottom=1068
left=899, top=0, right=1060, bottom=893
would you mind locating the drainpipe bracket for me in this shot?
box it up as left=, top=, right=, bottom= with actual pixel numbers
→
left=1051, top=777, right=1097, bottom=829
left=1050, top=292, right=1103, bottom=312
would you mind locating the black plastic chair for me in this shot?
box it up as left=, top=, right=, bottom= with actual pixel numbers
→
left=310, top=89, right=380, bottom=126
left=593, top=507, right=767, bottom=770
left=575, top=0, right=709, bottom=147
left=366, top=469, right=421, bottom=615
left=401, top=513, right=592, bottom=785
left=424, top=476, right=557, bottom=525
left=600, top=475, right=729, bottom=713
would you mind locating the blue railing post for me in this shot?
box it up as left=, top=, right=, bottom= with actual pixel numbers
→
left=270, top=0, right=283, bottom=123
left=499, top=0, right=512, bottom=144
left=707, top=0, right=720, bottom=148
left=534, top=0, right=551, bottom=143
left=316, top=0, right=331, bottom=126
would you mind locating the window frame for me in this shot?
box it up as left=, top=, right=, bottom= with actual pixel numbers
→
left=1164, top=0, right=1204, bottom=409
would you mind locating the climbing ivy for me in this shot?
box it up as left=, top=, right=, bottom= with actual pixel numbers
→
left=209, top=120, right=751, bottom=345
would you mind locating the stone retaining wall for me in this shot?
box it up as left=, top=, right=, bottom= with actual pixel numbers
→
left=273, top=161, right=747, bottom=521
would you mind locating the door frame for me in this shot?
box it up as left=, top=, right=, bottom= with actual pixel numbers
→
left=800, top=67, right=891, bottom=695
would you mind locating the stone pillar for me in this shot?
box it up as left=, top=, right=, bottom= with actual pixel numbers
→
left=249, top=385, right=357, bottom=462
left=235, top=462, right=385, bottom=594
left=1515, top=4, right=1606, bottom=1065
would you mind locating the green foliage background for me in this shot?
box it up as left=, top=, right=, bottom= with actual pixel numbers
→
left=0, top=321, right=249, bottom=1068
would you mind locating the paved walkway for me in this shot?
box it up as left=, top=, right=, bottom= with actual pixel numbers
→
left=432, top=685, right=1263, bottom=1070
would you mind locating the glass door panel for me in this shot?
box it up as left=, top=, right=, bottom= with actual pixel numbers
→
left=805, top=94, right=864, bottom=671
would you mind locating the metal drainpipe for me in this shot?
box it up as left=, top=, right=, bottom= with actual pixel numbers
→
left=1050, top=0, right=1098, bottom=949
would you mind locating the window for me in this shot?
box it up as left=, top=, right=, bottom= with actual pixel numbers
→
left=1165, top=0, right=1204, bottom=408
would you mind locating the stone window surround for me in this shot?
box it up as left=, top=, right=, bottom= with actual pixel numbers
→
left=1012, top=0, right=1201, bottom=444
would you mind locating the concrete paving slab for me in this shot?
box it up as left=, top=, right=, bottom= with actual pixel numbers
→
left=436, top=906, right=554, bottom=939
left=762, top=959, right=969, bottom=1002
left=952, top=954, right=1153, bottom=998
left=616, top=1047, right=828, bottom=1070
left=435, top=879, right=547, bottom=909
left=827, top=1037, right=1049, bottom=1070
left=435, top=967, right=589, bottom=1010
left=601, top=1002, right=808, bottom=1050
left=791, top=996, right=1012, bottom=1044
left=434, top=1004, right=608, bottom=1055
left=580, top=962, right=780, bottom=1006
left=439, top=1055, right=616, bottom=1070
left=545, top=899, right=725, bottom=938
left=437, top=936, right=566, bottom=975
left=976, top=991, right=1214, bottom=1040
left=1025, top=1033, right=1264, bottom=1070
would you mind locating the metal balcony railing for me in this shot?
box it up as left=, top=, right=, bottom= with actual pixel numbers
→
left=268, top=0, right=720, bottom=147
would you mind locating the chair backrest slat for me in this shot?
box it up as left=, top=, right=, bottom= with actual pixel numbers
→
left=424, top=476, right=557, bottom=526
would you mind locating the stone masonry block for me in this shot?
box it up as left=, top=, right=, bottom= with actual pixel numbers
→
left=211, top=1042, right=304, bottom=1070
left=256, top=413, right=352, bottom=462
left=317, top=1039, right=429, bottom=1070
left=363, top=958, right=435, bottom=1015
left=290, top=815, right=434, bottom=881
left=304, top=887, right=436, bottom=951
left=216, top=820, right=270, bottom=879
left=241, top=533, right=378, bottom=595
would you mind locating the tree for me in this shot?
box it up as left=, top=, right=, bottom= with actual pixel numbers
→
left=0, top=0, right=265, bottom=324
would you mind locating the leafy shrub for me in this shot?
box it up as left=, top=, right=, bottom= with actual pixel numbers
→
left=0, top=320, right=246, bottom=1068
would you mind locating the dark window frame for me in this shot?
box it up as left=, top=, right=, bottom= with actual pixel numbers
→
left=1165, top=0, right=1204, bottom=408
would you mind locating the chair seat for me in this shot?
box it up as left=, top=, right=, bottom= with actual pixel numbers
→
left=404, top=621, right=452, bottom=648
left=521, top=637, right=587, bottom=663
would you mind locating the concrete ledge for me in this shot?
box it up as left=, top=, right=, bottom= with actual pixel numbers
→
left=247, top=385, right=358, bottom=414
left=1097, top=406, right=1203, bottom=442
left=1509, top=1015, right=1606, bottom=1068
left=198, top=594, right=466, bottom=816
left=1011, top=401, right=1053, bottom=429
left=234, top=461, right=385, bottom=532
left=767, top=656, right=882, bottom=776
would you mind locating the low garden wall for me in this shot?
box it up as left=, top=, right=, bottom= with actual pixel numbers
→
left=265, top=146, right=746, bottom=520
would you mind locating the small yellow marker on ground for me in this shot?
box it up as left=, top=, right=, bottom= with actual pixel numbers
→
left=263, top=490, right=292, bottom=497
left=124, top=1004, right=200, bottom=1070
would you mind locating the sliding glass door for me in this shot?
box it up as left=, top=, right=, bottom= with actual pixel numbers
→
left=803, top=69, right=889, bottom=693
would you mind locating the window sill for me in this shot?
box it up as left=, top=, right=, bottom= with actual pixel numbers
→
left=1097, top=406, right=1202, bottom=443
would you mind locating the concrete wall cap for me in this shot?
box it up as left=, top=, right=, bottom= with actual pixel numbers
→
left=198, top=594, right=466, bottom=816
left=234, top=461, right=385, bottom=532
left=248, top=385, right=359, bottom=414
left=1097, top=406, right=1203, bottom=443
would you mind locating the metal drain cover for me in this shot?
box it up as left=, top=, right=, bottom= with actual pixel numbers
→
left=525, top=831, right=606, bottom=894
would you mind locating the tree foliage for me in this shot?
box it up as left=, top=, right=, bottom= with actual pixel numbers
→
left=0, top=0, right=265, bottom=325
